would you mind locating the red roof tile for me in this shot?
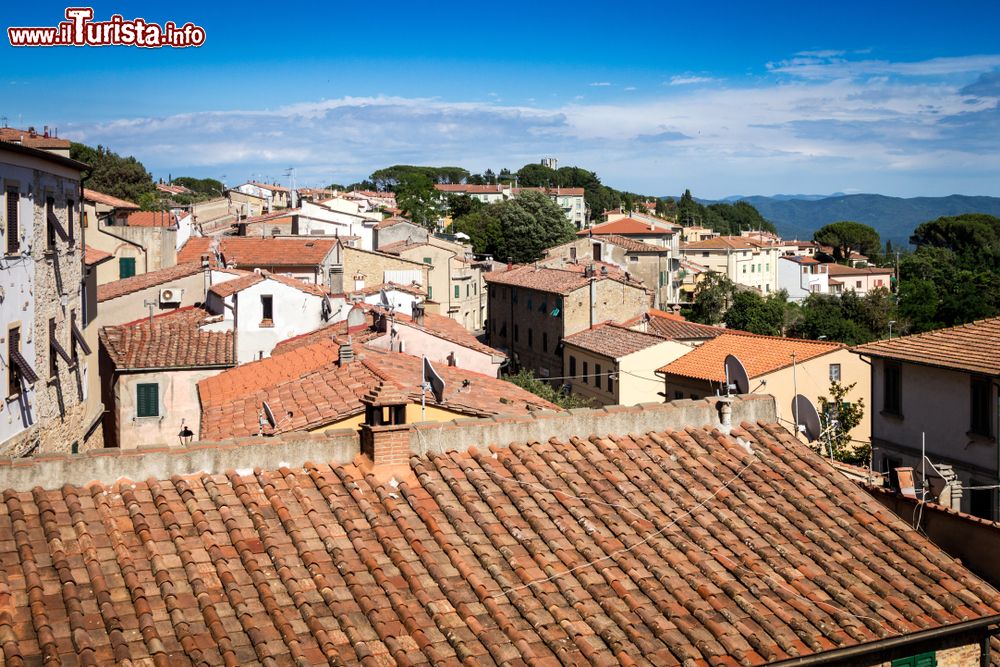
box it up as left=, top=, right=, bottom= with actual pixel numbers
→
left=96, top=262, right=204, bottom=302
left=349, top=281, right=426, bottom=298
left=219, top=237, right=337, bottom=267
left=100, top=307, right=234, bottom=369
left=176, top=237, right=215, bottom=264
left=375, top=215, right=413, bottom=229
left=564, top=322, right=670, bottom=358
left=199, top=345, right=553, bottom=439
left=682, top=236, right=781, bottom=250
left=209, top=271, right=328, bottom=299
left=853, top=316, right=1000, bottom=376
left=83, top=245, right=113, bottom=266
left=484, top=262, right=645, bottom=295
left=578, top=217, right=676, bottom=237
left=82, top=188, right=139, bottom=210
left=622, top=309, right=727, bottom=341
left=247, top=180, right=291, bottom=192
left=0, top=126, right=70, bottom=149
left=658, top=332, right=843, bottom=380
left=824, top=263, right=893, bottom=276
left=3, top=420, right=999, bottom=665
left=589, top=233, right=669, bottom=252
left=126, top=211, right=177, bottom=227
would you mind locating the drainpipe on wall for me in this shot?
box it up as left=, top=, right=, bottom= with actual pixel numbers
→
left=98, top=216, right=148, bottom=273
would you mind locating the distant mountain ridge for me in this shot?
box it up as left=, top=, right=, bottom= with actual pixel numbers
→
left=690, top=193, right=1000, bottom=245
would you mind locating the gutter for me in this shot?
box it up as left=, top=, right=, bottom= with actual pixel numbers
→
left=767, top=615, right=1000, bottom=667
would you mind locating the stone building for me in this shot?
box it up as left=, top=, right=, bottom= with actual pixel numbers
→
left=0, top=141, right=98, bottom=455
left=485, top=263, right=650, bottom=378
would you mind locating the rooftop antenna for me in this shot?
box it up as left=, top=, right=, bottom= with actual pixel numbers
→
left=723, top=354, right=750, bottom=395
left=421, top=355, right=446, bottom=420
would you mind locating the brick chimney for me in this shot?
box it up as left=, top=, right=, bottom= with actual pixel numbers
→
left=359, top=380, right=412, bottom=468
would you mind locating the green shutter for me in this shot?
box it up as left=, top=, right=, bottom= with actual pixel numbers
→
left=119, top=257, right=136, bottom=279
left=454, top=285, right=460, bottom=298
left=136, top=383, right=159, bottom=418
left=892, top=652, right=936, bottom=667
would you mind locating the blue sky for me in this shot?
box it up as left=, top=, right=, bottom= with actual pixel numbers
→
left=4, top=1, right=1000, bottom=198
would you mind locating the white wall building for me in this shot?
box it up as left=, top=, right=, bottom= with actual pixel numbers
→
left=777, top=255, right=830, bottom=301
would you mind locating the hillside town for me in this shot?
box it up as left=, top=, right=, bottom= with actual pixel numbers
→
left=3, top=127, right=1000, bottom=666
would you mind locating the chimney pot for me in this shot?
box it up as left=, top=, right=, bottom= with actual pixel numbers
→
left=338, top=343, right=355, bottom=366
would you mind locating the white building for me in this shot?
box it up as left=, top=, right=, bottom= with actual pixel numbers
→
left=203, top=271, right=345, bottom=363
left=434, top=184, right=587, bottom=229
left=680, top=236, right=782, bottom=295
left=777, top=255, right=830, bottom=301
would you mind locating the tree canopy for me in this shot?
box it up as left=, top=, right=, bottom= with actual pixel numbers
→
left=451, top=190, right=575, bottom=263
left=71, top=142, right=158, bottom=210
left=813, top=221, right=881, bottom=262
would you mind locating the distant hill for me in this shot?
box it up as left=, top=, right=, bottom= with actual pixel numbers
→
left=694, top=194, right=1000, bottom=246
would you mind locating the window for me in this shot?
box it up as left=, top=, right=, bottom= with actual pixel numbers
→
left=702, top=251, right=709, bottom=257
left=970, top=484, right=995, bottom=521
left=829, top=364, right=841, bottom=382
left=674, top=391, right=684, bottom=400
left=67, top=199, right=74, bottom=244
left=659, top=271, right=665, bottom=287
left=751, top=264, right=755, bottom=273
left=765, top=263, right=769, bottom=271
left=119, top=257, right=136, bottom=279
left=542, top=332, right=548, bottom=352
left=891, top=651, right=936, bottom=667
left=512, top=288, right=518, bottom=304
left=46, top=197, right=56, bottom=250
left=261, top=295, right=274, bottom=323
left=594, top=363, right=601, bottom=386
left=513, top=325, right=519, bottom=342
left=466, top=284, right=470, bottom=297
left=428, top=285, right=433, bottom=300
left=606, top=371, right=613, bottom=393
left=582, top=361, right=589, bottom=384
left=527, top=297, right=533, bottom=310
left=569, top=356, right=576, bottom=376
left=7, top=326, right=20, bottom=395
left=628, top=255, right=638, bottom=263
left=743, top=265, right=747, bottom=273
left=136, top=383, right=159, bottom=418
left=5, top=188, right=19, bottom=254
left=48, top=318, right=58, bottom=377
left=454, top=285, right=460, bottom=299
left=528, top=328, right=533, bottom=348
left=569, top=247, right=577, bottom=260
left=423, top=257, right=432, bottom=264
left=971, top=376, right=992, bottom=436
left=856, top=280, right=862, bottom=289
left=883, top=361, right=902, bottom=415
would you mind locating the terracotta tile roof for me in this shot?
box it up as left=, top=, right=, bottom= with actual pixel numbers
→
left=589, top=233, right=668, bottom=252
left=375, top=215, right=414, bottom=229
left=218, top=237, right=337, bottom=267
left=199, top=345, right=553, bottom=439
left=564, top=322, right=669, bottom=358
left=248, top=180, right=291, bottom=192
left=578, top=217, right=676, bottom=236
left=155, top=182, right=190, bottom=195
left=100, top=307, right=234, bottom=370
left=126, top=211, right=177, bottom=227
left=209, top=271, right=328, bottom=299
left=5, top=419, right=1000, bottom=665
left=82, top=188, right=139, bottom=210
left=96, top=262, right=204, bottom=302
left=682, top=236, right=781, bottom=250
left=175, top=237, right=215, bottom=264
left=411, top=310, right=505, bottom=358
left=376, top=238, right=429, bottom=255
left=0, top=126, right=70, bottom=149
left=823, top=262, right=893, bottom=276
left=780, top=255, right=821, bottom=265
left=513, top=186, right=585, bottom=196
left=83, top=245, right=113, bottom=266
left=635, top=310, right=726, bottom=341
left=484, top=262, right=645, bottom=295
left=853, top=316, right=1000, bottom=376
left=658, top=332, right=843, bottom=380
left=349, top=281, right=426, bottom=298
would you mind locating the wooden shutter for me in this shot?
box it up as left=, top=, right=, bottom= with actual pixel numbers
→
left=119, top=257, right=136, bottom=279
left=5, top=189, right=18, bottom=254
left=136, top=384, right=159, bottom=417
left=7, top=327, right=19, bottom=395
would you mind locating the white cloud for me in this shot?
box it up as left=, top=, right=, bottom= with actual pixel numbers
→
left=588, top=82, right=611, bottom=87
left=668, top=75, right=716, bottom=86
left=768, top=53, right=1000, bottom=79
left=62, top=54, right=1000, bottom=198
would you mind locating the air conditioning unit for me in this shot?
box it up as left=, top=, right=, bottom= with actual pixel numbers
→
left=159, top=287, right=183, bottom=304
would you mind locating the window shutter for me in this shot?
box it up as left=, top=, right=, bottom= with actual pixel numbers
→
left=137, top=384, right=159, bottom=417
left=6, top=189, right=19, bottom=254
left=119, top=257, right=136, bottom=279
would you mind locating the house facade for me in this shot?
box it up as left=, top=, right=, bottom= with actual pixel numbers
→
left=778, top=255, right=830, bottom=301
left=434, top=184, right=587, bottom=229
left=0, top=142, right=98, bottom=454
left=826, top=263, right=893, bottom=296
left=854, top=318, right=1000, bottom=520
left=680, top=236, right=782, bottom=294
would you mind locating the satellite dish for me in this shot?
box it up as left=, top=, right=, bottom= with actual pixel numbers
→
left=724, top=354, right=750, bottom=394
left=379, top=289, right=392, bottom=309
left=791, top=394, right=822, bottom=442
left=262, top=401, right=277, bottom=429
left=423, top=356, right=446, bottom=403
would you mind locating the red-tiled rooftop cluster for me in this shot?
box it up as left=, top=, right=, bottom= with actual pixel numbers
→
left=2, top=420, right=998, bottom=665
left=100, top=307, right=234, bottom=370
left=484, top=262, right=644, bottom=295
left=564, top=322, right=669, bottom=358
left=659, top=332, right=843, bottom=381
left=96, top=263, right=205, bottom=302
left=854, top=316, right=1000, bottom=376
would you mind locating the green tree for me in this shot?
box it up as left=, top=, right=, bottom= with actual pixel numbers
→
left=451, top=190, right=574, bottom=263
left=71, top=142, right=157, bottom=208
left=688, top=273, right=736, bottom=325
left=816, top=381, right=868, bottom=465
left=516, top=163, right=559, bottom=187
left=395, top=172, right=441, bottom=229
left=447, top=194, right=484, bottom=219
left=504, top=369, right=593, bottom=409
left=813, top=221, right=882, bottom=262
left=723, top=290, right=787, bottom=335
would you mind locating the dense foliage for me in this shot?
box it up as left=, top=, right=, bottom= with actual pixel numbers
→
left=452, top=190, right=575, bottom=263
left=503, top=369, right=593, bottom=409
left=813, top=221, right=882, bottom=262
left=71, top=142, right=158, bottom=210
left=817, top=381, right=868, bottom=465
